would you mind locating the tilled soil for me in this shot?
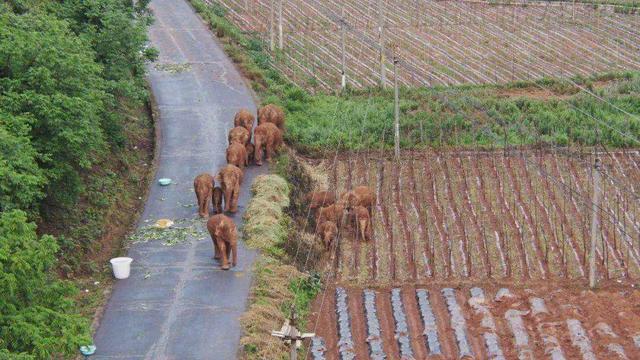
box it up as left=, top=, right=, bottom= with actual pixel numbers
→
left=305, top=149, right=640, bottom=359
left=326, top=150, right=640, bottom=285
left=309, top=283, right=640, bottom=359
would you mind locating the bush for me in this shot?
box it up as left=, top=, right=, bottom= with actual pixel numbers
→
left=0, top=210, right=90, bottom=358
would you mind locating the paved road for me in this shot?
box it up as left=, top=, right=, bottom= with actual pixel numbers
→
left=93, top=0, right=265, bottom=358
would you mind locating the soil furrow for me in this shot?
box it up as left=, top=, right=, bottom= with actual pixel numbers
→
left=439, top=154, right=471, bottom=277
left=345, top=156, right=361, bottom=280
left=566, top=159, right=627, bottom=278
left=569, top=161, right=629, bottom=278
left=375, top=289, right=401, bottom=359
left=376, top=160, right=396, bottom=282
left=517, top=156, right=566, bottom=278
left=358, top=155, right=377, bottom=281
left=503, top=156, right=548, bottom=278
left=422, top=159, right=453, bottom=277
left=393, top=162, right=418, bottom=281
left=471, top=156, right=510, bottom=277
left=490, top=155, right=530, bottom=279
left=346, top=288, right=370, bottom=359
left=455, top=156, right=491, bottom=278
left=407, top=159, right=433, bottom=278
left=548, top=154, right=589, bottom=278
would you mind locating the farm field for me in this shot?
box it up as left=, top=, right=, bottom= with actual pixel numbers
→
left=213, top=0, right=640, bottom=90
left=313, top=150, right=640, bottom=285
left=308, top=284, right=640, bottom=359
left=301, top=149, right=640, bottom=358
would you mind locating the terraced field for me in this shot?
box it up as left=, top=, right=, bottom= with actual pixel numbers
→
left=213, top=0, right=640, bottom=89
left=308, top=285, right=640, bottom=359
left=318, top=150, right=640, bottom=285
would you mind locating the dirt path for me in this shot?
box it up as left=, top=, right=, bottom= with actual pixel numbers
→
left=92, top=0, right=266, bottom=358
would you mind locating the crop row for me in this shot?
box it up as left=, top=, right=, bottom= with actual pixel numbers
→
left=310, top=285, right=640, bottom=359
left=212, top=0, right=640, bottom=90
left=325, top=150, right=640, bottom=284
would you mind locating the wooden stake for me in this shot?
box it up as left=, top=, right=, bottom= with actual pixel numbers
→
left=377, top=0, right=386, bottom=88
left=589, top=157, right=601, bottom=288
left=393, top=50, right=400, bottom=159
left=277, top=0, right=283, bottom=50
left=269, top=0, right=275, bottom=51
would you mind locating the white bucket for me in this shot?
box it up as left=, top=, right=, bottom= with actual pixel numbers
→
left=110, top=257, right=133, bottom=279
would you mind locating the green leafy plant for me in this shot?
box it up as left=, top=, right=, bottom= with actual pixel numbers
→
left=0, top=210, right=90, bottom=359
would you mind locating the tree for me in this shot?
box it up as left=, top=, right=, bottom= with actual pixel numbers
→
left=0, top=210, right=90, bottom=358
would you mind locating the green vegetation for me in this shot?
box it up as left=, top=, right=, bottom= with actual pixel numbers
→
left=191, top=0, right=640, bottom=155
left=0, top=1, right=155, bottom=358
left=240, top=174, right=321, bottom=359
left=0, top=211, right=90, bottom=358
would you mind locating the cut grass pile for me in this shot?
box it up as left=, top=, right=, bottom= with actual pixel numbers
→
left=240, top=174, right=321, bottom=359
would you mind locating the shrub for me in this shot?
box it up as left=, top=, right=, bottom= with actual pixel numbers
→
left=0, top=210, right=90, bottom=358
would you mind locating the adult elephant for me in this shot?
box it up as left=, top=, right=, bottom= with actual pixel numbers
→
left=216, top=164, right=243, bottom=213
left=341, top=185, right=376, bottom=210
left=193, top=173, right=214, bottom=217
left=226, top=142, right=248, bottom=169
left=253, top=122, right=283, bottom=166
left=207, top=214, right=238, bottom=270
left=233, top=108, right=255, bottom=135
left=257, top=104, right=285, bottom=130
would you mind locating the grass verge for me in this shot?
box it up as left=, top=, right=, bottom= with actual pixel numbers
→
left=240, top=174, right=321, bottom=359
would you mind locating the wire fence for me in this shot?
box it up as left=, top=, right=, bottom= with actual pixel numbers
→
left=212, top=0, right=640, bottom=91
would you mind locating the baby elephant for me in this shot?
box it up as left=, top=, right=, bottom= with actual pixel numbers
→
left=316, top=221, right=338, bottom=251
left=316, top=202, right=345, bottom=229
left=228, top=126, right=250, bottom=146
left=226, top=142, right=248, bottom=169
left=352, top=205, right=372, bottom=241
left=216, top=164, right=243, bottom=213
left=194, top=173, right=214, bottom=217
left=207, top=214, right=238, bottom=270
left=233, top=108, right=255, bottom=134
left=245, top=143, right=255, bottom=165
left=254, top=122, right=283, bottom=166
left=257, top=104, right=285, bottom=130
left=306, top=191, right=336, bottom=210
left=212, top=186, right=223, bottom=214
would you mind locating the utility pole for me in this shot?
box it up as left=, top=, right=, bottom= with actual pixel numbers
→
left=340, top=7, right=346, bottom=90
left=278, top=0, right=284, bottom=50
left=269, top=0, right=275, bottom=51
left=271, top=306, right=315, bottom=360
left=589, top=157, right=601, bottom=289
left=377, top=0, right=386, bottom=88
left=393, top=49, right=400, bottom=159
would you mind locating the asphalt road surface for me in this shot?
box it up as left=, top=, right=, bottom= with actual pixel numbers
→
left=93, top=0, right=266, bottom=358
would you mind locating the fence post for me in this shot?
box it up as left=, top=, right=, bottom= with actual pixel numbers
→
left=278, top=0, right=283, bottom=50
left=269, top=0, right=275, bottom=51
left=377, top=0, right=386, bottom=88
left=393, top=50, right=400, bottom=159
left=589, top=157, right=601, bottom=289
left=340, top=7, right=347, bottom=90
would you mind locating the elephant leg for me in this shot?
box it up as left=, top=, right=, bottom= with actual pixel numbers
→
left=230, top=187, right=240, bottom=213
left=265, top=143, right=272, bottom=162
left=218, top=240, right=229, bottom=270
left=213, top=236, right=221, bottom=259
left=224, top=187, right=232, bottom=212
left=231, top=243, right=237, bottom=267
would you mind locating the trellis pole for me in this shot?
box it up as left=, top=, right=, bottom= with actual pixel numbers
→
left=278, top=0, right=284, bottom=50
left=589, top=157, right=601, bottom=288
left=377, top=0, right=386, bottom=88
left=393, top=49, right=400, bottom=159
left=340, top=7, right=347, bottom=90
left=269, top=0, right=275, bottom=51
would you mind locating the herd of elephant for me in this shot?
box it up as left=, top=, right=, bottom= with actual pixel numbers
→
left=192, top=104, right=285, bottom=270
left=308, top=185, right=376, bottom=251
